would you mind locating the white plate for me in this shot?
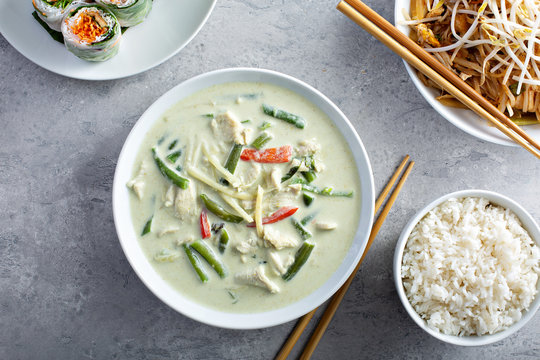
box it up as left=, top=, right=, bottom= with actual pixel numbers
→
left=394, top=0, right=540, bottom=146
left=112, top=68, right=376, bottom=329
left=394, top=190, right=540, bottom=346
left=0, top=0, right=216, bottom=80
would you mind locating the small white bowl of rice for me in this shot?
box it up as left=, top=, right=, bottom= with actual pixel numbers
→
left=394, top=190, right=540, bottom=346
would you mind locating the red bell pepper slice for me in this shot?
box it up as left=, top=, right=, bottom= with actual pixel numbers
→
left=240, top=145, right=292, bottom=163
left=246, top=206, right=299, bottom=227
left=200, top=209, right=211, bottom=239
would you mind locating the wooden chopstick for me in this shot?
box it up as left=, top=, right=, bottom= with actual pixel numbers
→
left=337, top=1, right=540, bottom=159
left=299, top=160, right=415, bottom=360
left=275, top=155, right=413, bottom=360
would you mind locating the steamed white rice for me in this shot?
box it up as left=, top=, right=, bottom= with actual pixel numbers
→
left=402, top=197, right=540, bottom=336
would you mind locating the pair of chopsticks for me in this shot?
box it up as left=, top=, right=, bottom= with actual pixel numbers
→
left=337, top=0, right=540, bottom=160
left=275, top=155, right=414, bottom=360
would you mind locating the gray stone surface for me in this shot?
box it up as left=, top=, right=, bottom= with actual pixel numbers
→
left=1, top=0, right=539, bottom=359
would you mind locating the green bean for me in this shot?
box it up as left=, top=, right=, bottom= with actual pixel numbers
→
left=200, top=194, right=244, bottom=223
left=224, top=144, right=243, bottom=174
left=262, top=104, right=306, bottom=129
left=168, top=139, right=178, bottom=150
left=281, top=165, right=299, bottom=183
left=259, top=121, right=272, bottom=130
left=183, top=244, right=209, bottom=283
left=141, top=216, right=153, bottom=236
left=218, top=228, right=230, bottom=254
left=301, top=171, right=317, bottom=183
left=190, top=240, right=228, bottom=278
left=303, top=193, right=315, bottom=207
left=250, top=132, right=273, bottom=150
left=282, top=241, right=315, bottom=281
left=152, top=147, right=189, bottom=189
left=301, top=212, right=317, bottom=226
left=166, top=150, right=182, bottom=163
left=292, top=218, right=312, bottom=240
left=290, top=178, right=353, bottom=198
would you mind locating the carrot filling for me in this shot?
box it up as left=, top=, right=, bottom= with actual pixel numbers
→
left=71, top=12, right=107, bottom=43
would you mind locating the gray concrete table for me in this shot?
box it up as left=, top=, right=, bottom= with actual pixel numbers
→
left=1, top=1, right=539, bottom=359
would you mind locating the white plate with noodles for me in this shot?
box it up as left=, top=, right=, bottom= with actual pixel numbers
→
left=394, top=0, right=540, bottom=147
left=0, top=0, right=216, bottom=80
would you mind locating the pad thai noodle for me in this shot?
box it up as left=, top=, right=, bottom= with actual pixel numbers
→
left=404, top=0, right=540, bottom=125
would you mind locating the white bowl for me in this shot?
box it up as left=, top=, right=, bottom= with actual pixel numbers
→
left=112, top=68, right=375, bottom=329
left=393, top=189, right=540, bottom=346
left=394, top=0, right=540, bottom=146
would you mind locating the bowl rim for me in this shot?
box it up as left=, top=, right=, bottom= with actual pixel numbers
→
left=112, top=67, right=375, bottom=329
left=392, top=0, right=540, bottom=147
left=393, top=189, right=540, bottom=346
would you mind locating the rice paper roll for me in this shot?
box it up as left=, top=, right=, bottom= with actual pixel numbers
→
left=61, top=4, right=121, bottom=62
left=95, top=0, right=152, bottom=27
left=32, top=0, right=78, bottom=31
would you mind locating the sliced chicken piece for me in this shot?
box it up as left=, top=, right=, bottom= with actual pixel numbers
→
left=296, top=138, right=321, bottom=156
left=238, top=162, right=261, bottom=189
left=126, top=161, right=148, bottom=200
left=235, top=237, right=259, bottom=254
left=287, top=184, right=302, bottom=195
left=264, top=187, right=301, bottom=212
left=163, top=185, right=176, bottom=207
left=267, top=167, right=282, bottom=190
left=316, top=221, right=337, bottom=230
left=234, top=265, right=280, bottom=293
left=176, top=235, right=195, bottom=246
left=154, top=249, right=180, bottom=262
left=268, top=251, right=295, bottom=275
left=312, top=158, right=325, bottom=173
left=211, top=111, right=251, bottom=145
left=174, top=182, right=198, bottom=221
left=158, top=226, right=180, bottom=237
left=264, top=227, right=299, bottom=250
left=416, top=24, right=440, bottom=47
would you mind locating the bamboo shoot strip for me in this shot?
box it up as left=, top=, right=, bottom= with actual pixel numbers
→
left=141, top=216, right=153, bottom=236
left=200, top=194, right=244, bottom=223
left=186, top=167, right=253, bottom=200
left=183, top=244, right=209, bottom=283
left=191, top=240, right=228, bottom=278
left=262, top=104, right=306, bottom=129
left=290, top=178, right=353, bottom=198
left=220, top=194, right=254, bottom=223
left=218, top=228, right=229, bottom=254
left=282, top=242, right=315, bottom=281
left=152, top=147, right=189, bottom=189
left=251, top=132, right=273, bottom=150
left=292, top=218, right=312, bottom=240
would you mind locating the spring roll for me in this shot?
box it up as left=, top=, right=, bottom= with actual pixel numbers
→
left=95, top=0, right=152, bottom=27
left=32, top=0, right=78, bottom=31
left=61, top=4, right=121, bottom=62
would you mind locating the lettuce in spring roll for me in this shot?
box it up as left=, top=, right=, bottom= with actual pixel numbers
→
left=32, top=0, right=77, bottom=31
left=61, top=4, right=121, bottom=62
left=95, top=0, right=152, bottom=27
